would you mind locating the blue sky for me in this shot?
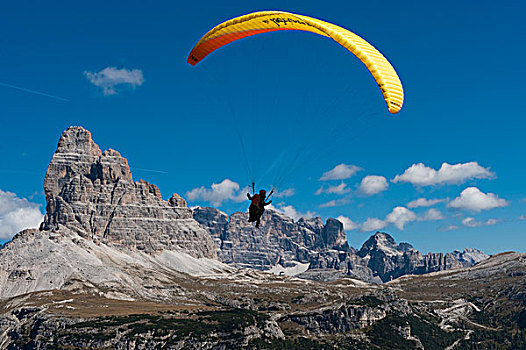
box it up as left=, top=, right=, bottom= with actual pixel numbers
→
left=0, top=0, right=525, bottom=254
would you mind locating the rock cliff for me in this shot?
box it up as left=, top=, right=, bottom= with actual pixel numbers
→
left=193, top=207, right=348, bottom=267
left=41, top=126, right=216, bottom=259
left=358, top=232, right=487, bottom=281
left=194, top=208, right=488, bottom=283
left=0, top=126, right=224, bottom=300
left=193, top=207, right=384, bottom=282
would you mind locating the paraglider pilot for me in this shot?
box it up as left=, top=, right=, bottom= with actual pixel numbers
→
left=247, top=189, right=272, bottom=228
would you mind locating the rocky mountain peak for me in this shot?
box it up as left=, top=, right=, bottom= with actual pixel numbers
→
left=168, top=193, right=187, bottom=207
left=0, top=126, right=230, bottom=301
left=297, top=217, right=324, bottom=229
left=352, top=231, right=489, bottom=282
left=451, top=248, right=489, bottom=265
left=321, top=218, right=348, bottom=251
left=40, top=126, right=216, bottom=258
left=359, top=232, right=401, bottom=257
left=55, top=126, right=101, bottom=156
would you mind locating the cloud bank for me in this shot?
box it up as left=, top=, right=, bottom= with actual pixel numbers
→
left=407, top=198, right=445, bottom=208
left=393, top=162, right=494, bottom=186
left=461, top=217, right=499, bottom=228
left=315, top=182, right=350, bottom=195
left=320, top=164, right=361, bottom=181
left=439, top=224, right=460, bottom=232
left=385, top=206, right=417, bottom=230
left=336, top=215, right=359, bottom=231
left=274, top=188, right=295, bottom=198
left=360, top=206, right=445, bottom=232
left=419, top=208, right=445, bottom=221
left=318, top=198, right=350, bottom=208
left=186, top=179, right=248, bottom=206
left=448, top=187, right=508, bottom=212
left=358, top=175, right=388, bottom=195
left=0, top=189, right=44, bottom=240
left=361, top=218, right=387, bottom=232
left=269, top=203, right=315, bottom=221
left=84, top=67, right=144, bottom=95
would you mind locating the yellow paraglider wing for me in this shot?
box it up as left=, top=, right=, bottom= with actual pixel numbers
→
left=187, top=11, right=404, bottom=114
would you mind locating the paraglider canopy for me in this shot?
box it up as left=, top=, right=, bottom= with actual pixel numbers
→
left=187, top=10, right=404, bottom=114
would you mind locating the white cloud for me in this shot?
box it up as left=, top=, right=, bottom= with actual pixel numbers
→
left=232, top=186, right=251, bottom=202
left=84, top=67, right=144, bottom=95
left=393, top=162, right=495, bottom=186
left=358, top=205, right=443, bottom=232
left=519, top=215, right=525, bottom=221
left=359, top=206, right=418, bottom=232
left=358, top=175, right=388, bottom=195
left=385, top=206, right=417, bottom=230
left=275, top=188, right=295, bottom=198
left=461, top=217, right=499, bottom=228
left=360, top=218, right=387, bottom=232
left=419, top=208, right=445, bottom=221
left=315, top=182, right=350, bottom=195
left=0, top=189, right=44, bottom=240
left=269, top=203, right=314, bottom=221
left=320, top=164, right=361, bottom=181
left=319, top=198, right=350, bottom=208
left=448, top=187, right=508, bottom=212
left=439, top=224, right=460, bottom=232
left=186, top=179, right=248, bottom=207
left=336, top=216, right=359, bottom=231
left=407, top=198, right=445, bottom=208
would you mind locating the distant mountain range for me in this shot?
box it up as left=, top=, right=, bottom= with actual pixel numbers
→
left=1, top=126, right=522, bottom=349
left=194, top=206, right=488, bottom=283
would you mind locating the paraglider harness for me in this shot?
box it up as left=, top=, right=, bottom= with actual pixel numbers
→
left=247, top=182, right=273, bottom=228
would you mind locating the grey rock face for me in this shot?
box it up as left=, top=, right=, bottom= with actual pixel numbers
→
left=450, top=247, right=489, bottom=265
left=358, top=232, right=489, bottom=282
left=194, top=208, right=329, bottom=264
left=321, top=218, right=348, bottom=251
left=193, top=207, right=381, bottom=282
left=0, top=126, right=229, bottom=300
left=286, top=304, right=388, bottom=333
left=283, top=295, right=410, bottom=334
left=41, top=126, right=216, bottom=259
left=195, top=208, right=488, bottom=283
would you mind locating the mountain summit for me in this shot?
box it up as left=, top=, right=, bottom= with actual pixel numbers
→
left=0, top=126, right=225, bottom=300
left=41, top=126, right=216, bottom=258
left=356, top=232, right=487, bottom=282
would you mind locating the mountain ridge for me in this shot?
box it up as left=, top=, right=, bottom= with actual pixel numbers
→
left=0, top=125, right=488, bottom=298
left=0, top=126, right=523, bottom=349
left=0, top=126, right=229, bottom=300
left=0, top=125, right=488, bottom=296
left=193, top=206, right=488, bottom=283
